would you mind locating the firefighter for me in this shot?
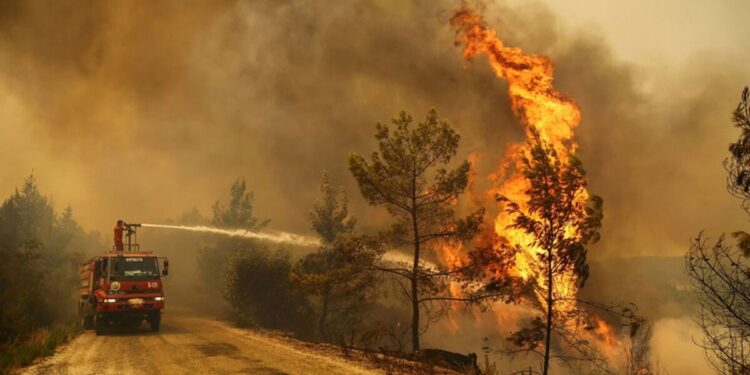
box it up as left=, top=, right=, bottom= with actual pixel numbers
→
left=114, top=219, right=126, bottom=251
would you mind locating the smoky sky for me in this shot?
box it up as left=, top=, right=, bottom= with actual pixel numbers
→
left=0, top=0, right=747, bottom=259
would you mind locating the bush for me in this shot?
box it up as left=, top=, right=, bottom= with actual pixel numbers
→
left=224, top=246, right=314, bottom=337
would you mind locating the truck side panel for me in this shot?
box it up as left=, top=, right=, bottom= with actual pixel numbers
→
left=79, top=261, right=93, bottom=298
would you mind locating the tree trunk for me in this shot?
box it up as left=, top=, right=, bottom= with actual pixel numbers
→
left=411, top=170, right=421, bottom=353
left=542, top=248, right=553, bottom=375
left=319, top=286, right=331, bottom=340
left=411, top=210, right=421, bottom=352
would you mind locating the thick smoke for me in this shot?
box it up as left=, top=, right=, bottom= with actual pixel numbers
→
left=0, top=1, right=747, bottom=372
left=0, top=0, right=745, bottom=258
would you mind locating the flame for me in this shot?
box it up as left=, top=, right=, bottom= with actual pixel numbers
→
left=451, top=5, right=587, bottom=309
left=588, top=316, right=628, bottom=369
left=444, top=7, right=636, bottom=364
left=450, top=8, right=580, bottom=149
left=592, top=317, right=618, bottom=347
left=445, top=5, right=632, bottom=367
left=435, top=226, right=466, bottom=333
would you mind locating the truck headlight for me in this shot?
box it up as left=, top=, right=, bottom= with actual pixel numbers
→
left=104, top=298, right=117, bottom=303
left=154, top=296, right=164, bottom=301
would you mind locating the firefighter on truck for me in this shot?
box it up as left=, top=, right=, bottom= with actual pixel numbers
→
left=114, top=219, right=125, bottom=251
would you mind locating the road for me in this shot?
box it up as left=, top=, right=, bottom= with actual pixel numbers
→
left=18, top=310, right=381, bottom=375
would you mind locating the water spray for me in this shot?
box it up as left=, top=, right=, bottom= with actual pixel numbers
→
left=140, top=223, right=321, bottom=247
left=139, top=223, right=433, bottom=267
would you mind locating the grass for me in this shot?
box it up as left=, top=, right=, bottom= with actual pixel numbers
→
left=0, top=323, right=81, bottom=374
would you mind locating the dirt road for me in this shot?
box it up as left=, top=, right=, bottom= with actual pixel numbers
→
left=18, top=311, right=381, bottom=375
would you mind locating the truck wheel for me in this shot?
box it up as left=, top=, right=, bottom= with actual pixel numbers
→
left=78, top=302, right=93, bottom=330
left=94, top=315, right=106, bottom=336
left=82, top=314, right=94, bottom=330
left=149, top=313, right=161, bottom=332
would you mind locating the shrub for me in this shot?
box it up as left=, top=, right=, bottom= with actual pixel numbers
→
left=224, top=246, right=314, bottom=337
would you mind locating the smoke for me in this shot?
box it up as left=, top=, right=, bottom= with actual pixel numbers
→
left=651, top=317, right=713, bottom=374
left=0, top=0, right=744, bottom=260
left=141, top=223, right=321, bottom=247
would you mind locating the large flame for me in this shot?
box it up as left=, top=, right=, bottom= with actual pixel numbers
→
left=448, top=5, right=622, bottom=358
left=450, top=5, right=585, bottom=309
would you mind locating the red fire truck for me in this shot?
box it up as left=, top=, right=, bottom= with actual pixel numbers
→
left=78, top=223, right=169, bottom=335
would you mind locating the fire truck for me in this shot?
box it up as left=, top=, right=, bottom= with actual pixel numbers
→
left=78, top=223, right=169, bottom=335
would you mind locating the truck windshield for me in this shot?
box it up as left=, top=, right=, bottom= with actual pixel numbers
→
left=109, top=257, right=159, bottom=280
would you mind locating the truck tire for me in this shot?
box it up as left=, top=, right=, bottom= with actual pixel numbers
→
left=94, top=314, right=106, bottom=336
left=82, top=314, right=94, bottom=330
left=149, top=312, right=161, bottom=332
left=79, top=302, right=94, bottom=330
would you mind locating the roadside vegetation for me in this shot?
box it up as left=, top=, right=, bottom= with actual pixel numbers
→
left=0, top=176, right=102, bottom=373
left=0, top=323, right=80, bottom=373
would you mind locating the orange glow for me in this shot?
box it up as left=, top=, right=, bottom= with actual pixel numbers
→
left=446, top=5, right=628, bottom=362
left=588, top=316, right=627, bottom=368
left=451, top=5, right=587, bottom=309
left=592, top=317, right=618, bottom=347
left=435, top=227, right=466, bottom=333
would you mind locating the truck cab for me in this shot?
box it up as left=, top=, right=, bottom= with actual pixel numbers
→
left=79, top=252, right=169, bottom=335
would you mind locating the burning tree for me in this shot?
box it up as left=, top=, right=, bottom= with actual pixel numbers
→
left=349, top=109, right=484, bottom=352
left=685, top=87, right=750, bottom=374
left=497, top=131, right=604, bottom=374
left=449, top=6, right=621, bottom=374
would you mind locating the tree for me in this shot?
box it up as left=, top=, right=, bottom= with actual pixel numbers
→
left=309, top=172, right=356, bottom=244
left=211, top=179, right=268, bottom=229
left=200, top=178, right=268, bottom=291
left=725, top=87, right=750, bottom=216
left=0, top=175, right=100, bottom=342
left=207, top=178, right=316, bottom=334
left=293, top=172, right=378, bottom=342
left=496, top=130, right=603, bottom=375
left=685, top=87, right=750, bottom=374
left=349, top=109, right=483, bottom=352
left=687, top=235, right=750, bottom=374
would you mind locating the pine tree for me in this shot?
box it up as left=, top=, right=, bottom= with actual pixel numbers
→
left=498, top=130, right=603, bottom=375
left=349, top=109, right=483, bottom=351
left=294, top=172, right=376, bottom=341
